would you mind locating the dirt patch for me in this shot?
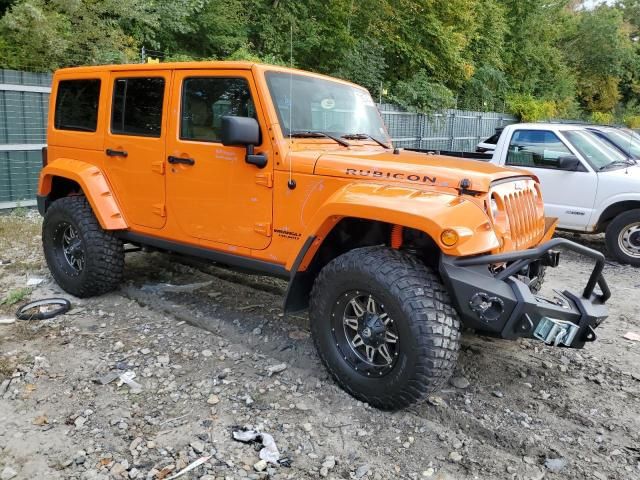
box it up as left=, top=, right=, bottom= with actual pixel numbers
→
left=0, top=212, right=638, bottom=480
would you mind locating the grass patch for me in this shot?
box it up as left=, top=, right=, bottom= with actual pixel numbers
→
left=0, top=356, right=15, bottom=379
left=0, top=213, right=42, bottom=252
left=1, top=288, right=31, bottom=306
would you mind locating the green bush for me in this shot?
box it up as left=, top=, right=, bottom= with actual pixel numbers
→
left=590, top=111, right=614, bottom=125
left=506, top=94, right=557, bottom=122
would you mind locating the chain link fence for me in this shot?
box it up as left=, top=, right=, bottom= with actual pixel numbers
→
left=377, top=103, right=517, bottom=151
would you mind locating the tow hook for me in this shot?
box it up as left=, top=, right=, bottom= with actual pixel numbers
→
left=534, top=317, right=580, bottom=346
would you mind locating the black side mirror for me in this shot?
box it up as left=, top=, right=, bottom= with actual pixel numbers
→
left=220, top=116, right=267, bottom=168
left=556, top=155, right=581, bottom=171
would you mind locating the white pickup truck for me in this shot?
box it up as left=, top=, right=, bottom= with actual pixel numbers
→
left=422, top=123, right=640, bottom=265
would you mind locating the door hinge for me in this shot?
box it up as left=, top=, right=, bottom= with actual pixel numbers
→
left=152, top=161, right=165, bottom=175
left=255, top=172, right=273, bottom=188
left=254, top=222, right=272, bottom=237
left=152, top=203, right=166, bottom=217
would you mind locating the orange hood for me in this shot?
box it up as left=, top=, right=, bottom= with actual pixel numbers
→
left=312, top=149, right=533, bottom=193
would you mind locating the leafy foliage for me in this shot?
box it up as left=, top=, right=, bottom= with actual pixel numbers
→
left=0, top=0, right=639, bottom=121
left=506, top=94, right=557, bottom=122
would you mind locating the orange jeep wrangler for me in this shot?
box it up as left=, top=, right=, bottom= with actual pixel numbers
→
left=37, top=62, right=610, bottom=410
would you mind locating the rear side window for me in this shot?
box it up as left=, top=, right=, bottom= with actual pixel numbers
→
left=54, top=79, right=101, bottom=132
left=111, top=77, right=165, bottom=137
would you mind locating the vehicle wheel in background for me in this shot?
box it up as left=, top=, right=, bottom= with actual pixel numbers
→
left=309, top=246, right=461, bottom=410
left=605, top=209, right=640, bottom=267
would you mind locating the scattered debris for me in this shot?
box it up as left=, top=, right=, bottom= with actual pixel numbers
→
left=449, top=452, right=463, bottom=462
left=93, top=372, right=120, bottom=385
left=15, top=298, right=71, bottom=320
left=0, top=467, right=17, bottom=480
left=232, top=428, right=281, bottom=464
left=544, top=458, right=568, bottom=473
left=26, top=277, right=44, bottom=287
left=266, top=363, right=287, bottom=376
left=117, top=371, right=143, bottom=394
left=32, top=415, right=48, bottom=426
left=450, top=376, right=470, bottom=389
left=288, top=329, right=310, bottom=340
left=0, top=317, right=16, bottom=325
left=622, top=332, right=640, bottom=342
left=165, top=455, right=212, bottom=480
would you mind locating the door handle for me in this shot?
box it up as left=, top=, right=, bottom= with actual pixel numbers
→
left=106, top=148, right=128, bottom=157
left=168, top=156, right=195, bottom=166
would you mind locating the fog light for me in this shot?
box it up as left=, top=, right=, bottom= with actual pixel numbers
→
left=441, top=229, right=459, bottom=247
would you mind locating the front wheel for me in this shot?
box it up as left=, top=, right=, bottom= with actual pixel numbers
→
left=309, top=247, right=460, bottom=410
left=605, top=209, right=640, bottom=266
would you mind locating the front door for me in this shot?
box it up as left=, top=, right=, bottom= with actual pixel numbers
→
left=166, top=70, right=273, bottom=250
left=103, top=71, right=170, bottom=229
left=504, top=129, right=597, bottom=230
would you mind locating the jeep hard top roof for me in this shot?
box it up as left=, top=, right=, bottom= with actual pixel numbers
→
left=54, top=61, right=365, bottom=90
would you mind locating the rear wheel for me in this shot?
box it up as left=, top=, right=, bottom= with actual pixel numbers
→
left=309, top=246, right=460, bottom=410
left=43, top=196, right=124, bottom=297
left=605, top=209, right=640, bottom=266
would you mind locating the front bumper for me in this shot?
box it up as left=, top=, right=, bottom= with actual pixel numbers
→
left=439, top=238, right=610, bottom=349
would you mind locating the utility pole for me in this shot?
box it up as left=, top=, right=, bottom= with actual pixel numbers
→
left=141, top=46, right=146, bottom=64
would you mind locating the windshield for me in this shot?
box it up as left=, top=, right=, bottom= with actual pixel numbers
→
left=265, top=71, right=389, bottom=143
left=562, top=130, right=628, bottom=169
left=599, top=129, right=640, bottom=159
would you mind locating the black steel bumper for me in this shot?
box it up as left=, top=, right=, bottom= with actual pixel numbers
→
left=439, top=238, right=610, bottom=349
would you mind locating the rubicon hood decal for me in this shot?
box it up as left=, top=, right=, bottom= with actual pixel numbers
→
left=346, top=168, right=438, bottom=185
left=313, top=149, right=530, bottom=192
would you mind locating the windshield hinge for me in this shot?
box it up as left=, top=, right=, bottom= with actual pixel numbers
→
left=152, top=203, right=166, bottom=217
left=254, top=222, right=272, bottom=237
left=255, top=172, right=273, bottom=188
left=151, top=161, right=165, bottom=175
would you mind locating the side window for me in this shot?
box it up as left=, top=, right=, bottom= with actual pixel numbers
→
left=181, top=77, right=256, bottom=143
left=111, top=77, right=165, bottom=137
left=485, top=132, right=501, bottom=145
left=54, top=79, right=101, bottom=132
left=506, top=130, right=572, bottom=169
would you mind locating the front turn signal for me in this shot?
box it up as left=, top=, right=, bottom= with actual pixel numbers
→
left=441, top=229, right=459, bottom=247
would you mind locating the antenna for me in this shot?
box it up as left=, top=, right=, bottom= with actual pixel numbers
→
left=287, top=21, right=296, bottom=190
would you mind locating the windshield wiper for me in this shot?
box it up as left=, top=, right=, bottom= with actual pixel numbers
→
left=289, top=130, right=351, bottom=147
left=341, top=133, right=390, bottom=149
left=599, top=159, right=636, bottom=171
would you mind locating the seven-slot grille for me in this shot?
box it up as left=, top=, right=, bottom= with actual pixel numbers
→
left=502, top=186, right=545, bottom=249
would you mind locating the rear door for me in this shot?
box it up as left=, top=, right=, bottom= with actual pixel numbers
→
left=504, top=129, right=596, bottom=230
left=165, top=69, right=273, bottom=250
left=103, top=70, right=170, bottom=229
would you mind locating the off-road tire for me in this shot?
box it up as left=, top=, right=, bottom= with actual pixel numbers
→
left=309, top=246, right=461, bottom=410
left=43, top=196, right=124, bottom=297
left=605, top=209, right=640, bottom=266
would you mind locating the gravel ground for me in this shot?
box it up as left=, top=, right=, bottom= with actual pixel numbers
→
left=0, top=211, right=638, bottom=480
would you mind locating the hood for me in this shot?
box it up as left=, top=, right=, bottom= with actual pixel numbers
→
left=599, top=163, right=640, bottom=183
left=312, top=149, right=532, bottom=193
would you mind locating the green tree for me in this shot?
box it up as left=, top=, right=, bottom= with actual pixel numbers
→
left=566, top=5, right=635, bottom=112
left=389, top=69, right=455, bottom=113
